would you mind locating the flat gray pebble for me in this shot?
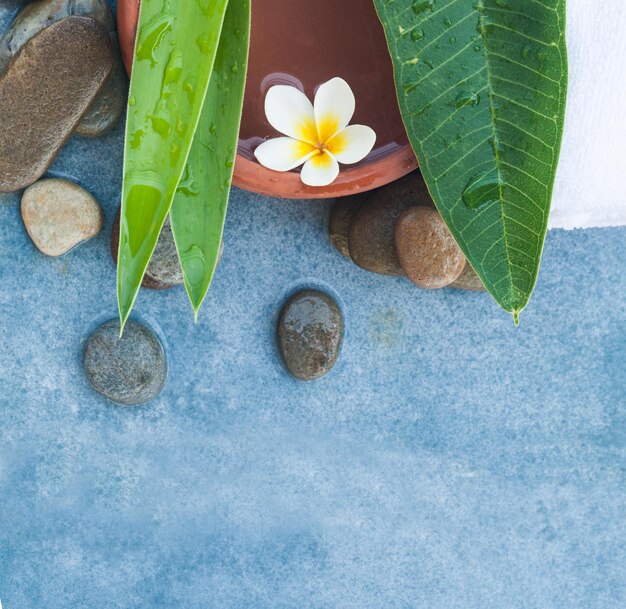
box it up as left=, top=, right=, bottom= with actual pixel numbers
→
left=75, top=33, right=127, bottom=137
left=111, top=210, right=224, bottom=289
left=278, top=290, right=343, bottom=381
left=83, top=320, right=167, bottom=405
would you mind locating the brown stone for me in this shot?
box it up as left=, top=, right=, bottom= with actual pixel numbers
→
left=0, top=0, right=125, bottom=137
left=348, top=172, right=433, bottom=275
left=395, top=207, right=466, bottom=289
left=328, top=194, right=369, bottom=259
left=450, top=261, right=487, bottom=292
left=0, top=17, right=113, bottom=192
left=21, top=178, right=103, bottom=256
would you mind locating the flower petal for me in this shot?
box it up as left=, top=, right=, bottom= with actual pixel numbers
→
left=265, top=85, right=318, bottom=144
left=326, top=125, right=377, bottom=165
left=314, top=77, right=356, bottom=144
left=254, top=137, right=317, bottom=172
left=300, top=151, right=340, bottom=187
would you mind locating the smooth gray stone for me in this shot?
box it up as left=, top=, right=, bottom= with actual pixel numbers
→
left=83, top=320, right=168, bottom=405
left=147, top=218, right=185, bottom=287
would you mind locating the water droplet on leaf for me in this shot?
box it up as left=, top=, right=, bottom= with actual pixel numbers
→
left=412, top=0, right=435, bottom=14
left=455, top=90, right=481, bottom=108
left=462, top=172, right=501, bottom=210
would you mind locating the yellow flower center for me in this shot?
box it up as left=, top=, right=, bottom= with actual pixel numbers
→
left=297, top=113, right=347, bottom=159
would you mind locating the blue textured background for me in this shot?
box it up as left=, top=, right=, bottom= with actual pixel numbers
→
left=1, top=2, right=625, bottom=607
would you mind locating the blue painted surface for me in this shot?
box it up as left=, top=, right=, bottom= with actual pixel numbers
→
left=1, top=3, right=626, bottom=608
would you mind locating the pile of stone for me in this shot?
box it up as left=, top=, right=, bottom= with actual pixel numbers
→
left=329, top=172, right=486, bottom=292
left=0, top=0, right=127, bottom=255
left=0, top=0, right=126, bottom=188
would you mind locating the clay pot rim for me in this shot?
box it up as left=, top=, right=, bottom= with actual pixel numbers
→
left=116, top=0, right=418, bottom=200
left=233, top=150, right=418, bottom=199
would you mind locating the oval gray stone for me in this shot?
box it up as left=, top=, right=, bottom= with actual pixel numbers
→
left=0, top=0, right=125, bottom=137
left=0, top=0, right=114, bottom=70
left=0, top=17, right=113, bottom=192
left=278, top=290, right=343, bottom=381
left=83, top=320, right=167, bottom=405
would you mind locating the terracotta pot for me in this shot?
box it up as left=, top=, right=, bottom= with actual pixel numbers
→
left=117, top=0, right=417, bottom=199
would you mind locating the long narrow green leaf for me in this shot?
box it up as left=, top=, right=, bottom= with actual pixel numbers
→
left=170, top=0, right=251, bottom=319
left=117, top=0, right=229, bottom=330
left=373, top=0, right=568, bottom=321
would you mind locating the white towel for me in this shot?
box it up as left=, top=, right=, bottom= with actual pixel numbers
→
left=550, top=0, right=626, bottom=229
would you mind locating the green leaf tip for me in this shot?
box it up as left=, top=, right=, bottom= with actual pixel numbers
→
left=373, top=0, right=568, bottom=316
left=170, top=0, right=250, bottom=320
left=117, top=0, right=235, bottom=325
left=513, top=310, right=520, bottom=327
left=118, top=296, right=133, bottom=337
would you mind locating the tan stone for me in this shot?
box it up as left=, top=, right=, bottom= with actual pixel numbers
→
left=21, top=179, right=103, bottom=256
left=395, top=207, right=466, bottom=289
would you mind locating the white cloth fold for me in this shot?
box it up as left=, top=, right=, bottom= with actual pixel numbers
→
left=550, top=0, right=626, bottom=229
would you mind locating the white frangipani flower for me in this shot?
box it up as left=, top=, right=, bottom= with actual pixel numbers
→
left=254, top=77, right=377, bottom=187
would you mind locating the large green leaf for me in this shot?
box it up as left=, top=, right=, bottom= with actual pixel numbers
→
left=373, top=0, right=568, bottom=321
left=170, top=0, right=250, bottom=320
left=117, top=0, right=229, bottom=330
